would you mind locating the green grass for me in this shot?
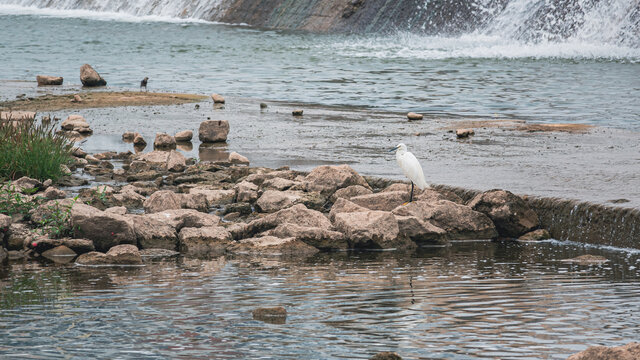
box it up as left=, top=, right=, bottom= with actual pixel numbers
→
left=0, top=117, right=75, bottom=182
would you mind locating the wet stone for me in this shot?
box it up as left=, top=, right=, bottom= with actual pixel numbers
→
left=252, top=306, right=286, bottom=324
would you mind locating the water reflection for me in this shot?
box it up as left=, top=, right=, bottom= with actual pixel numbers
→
left=199, top=143, right=229, bottom=162
left=1, top=241, right=639, bottom=359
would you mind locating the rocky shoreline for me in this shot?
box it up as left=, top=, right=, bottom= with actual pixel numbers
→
left=1, top=109, right=551, bottom=266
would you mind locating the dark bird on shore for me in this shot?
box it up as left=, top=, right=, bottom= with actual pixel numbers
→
left=140, top=77, right=149, bottom=92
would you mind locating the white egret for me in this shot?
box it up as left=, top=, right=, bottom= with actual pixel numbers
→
left=389, top=143, right=428, bottom=202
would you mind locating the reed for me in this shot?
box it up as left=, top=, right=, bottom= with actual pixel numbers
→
left=0, top=117, right=74, bottom=182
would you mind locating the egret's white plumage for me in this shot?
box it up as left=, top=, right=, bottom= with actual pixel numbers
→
left=389, top=143, right=428, bottom=202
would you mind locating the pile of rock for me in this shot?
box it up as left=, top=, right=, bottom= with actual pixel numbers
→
left=59, top=114, right=93, bottom=136
left=0, top=145, right=546, bottom=265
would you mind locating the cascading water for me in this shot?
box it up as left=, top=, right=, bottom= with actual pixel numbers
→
left=0, top=0, right=637, bottom=48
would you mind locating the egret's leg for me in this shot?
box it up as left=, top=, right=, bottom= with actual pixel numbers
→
left=410, top=182, right=415, bottom=202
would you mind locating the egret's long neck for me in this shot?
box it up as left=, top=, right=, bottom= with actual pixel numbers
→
left=396, top=149, right=406, bottom=160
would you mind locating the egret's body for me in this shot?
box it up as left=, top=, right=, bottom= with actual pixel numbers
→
left=389, top=143, right=428, bottom=202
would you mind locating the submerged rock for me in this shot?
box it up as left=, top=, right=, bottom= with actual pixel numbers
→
left=561, top=254, right=609, bottom=265
left=252, top=306, right=286, bottom=324
left=468, top=189, right=539, bottom=238
left=41, top=245, right=77, bottom=263
left=80, top=64, right=106, bottom=87
left=370, top=352, right=403, bottom=360
left=36, top=75, right=63, bottom=86
left=76, top=244, right=142, bottom=265
left=518, top=229, right=551, bottom=241
left=567, top=342, right=640, bottom=360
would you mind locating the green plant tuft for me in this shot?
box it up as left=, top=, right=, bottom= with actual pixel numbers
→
left=0, top=116, right=75, bottom=182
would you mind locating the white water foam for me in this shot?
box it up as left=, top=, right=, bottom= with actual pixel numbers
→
left=0, top=4, right=218, bottom=23
left=325, top=32, right=640, bottom=61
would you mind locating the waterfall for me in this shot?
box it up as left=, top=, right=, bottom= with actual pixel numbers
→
left=0, top=0, right=228, bottom=21
left=0, top=0, right=638, bottom=47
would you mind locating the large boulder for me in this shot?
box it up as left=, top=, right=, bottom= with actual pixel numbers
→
left=199, top=120, right=229, bottom=143
left=111, top=187, right=146, bottom=208
left=181, top=193, right=209, bottom=212
left=13, top=176, right=43, bottom=194
left=333, top=210, right=413, bottom=250
left=80, top=64, right=106, bottom=87
left=5, top=223, right=30, bottom=250
left=145, top=209, right=220, bottom=231
left=392, top=200, right=497, bottom=242
left=567, top=342, right=640, bottom=360
left=36, top=75, right=63, bottom=86
left=71, top=203, right=136, bottom=252
left=303, top=165, right=369, bottom=195
left=262, top=177, right=298, bottom=191
left=143, top=190, right=183, bottom=213
left=228, top=236, right=318, bottom=257
left=130, top=215, right=178, bottom=250
left=468, top=189, right=539, bottom=238
left=178, top=226, right=232, bottom=256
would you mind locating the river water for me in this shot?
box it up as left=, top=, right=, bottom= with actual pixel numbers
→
left=2, top=240, right=640, bottom=359
left=0, top=6, right=639, bottom=129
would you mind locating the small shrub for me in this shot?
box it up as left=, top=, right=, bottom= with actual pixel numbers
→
left=36, top=196, right=78, bottom=239
left=0, top=182, right=41, bottom=219
left=0, top=116, right=75, bottom=182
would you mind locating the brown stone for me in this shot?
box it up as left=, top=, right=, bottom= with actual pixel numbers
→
left=130, top=215, right=178, bottom=250
left=153, top=132, right=176, bottom=150
left=133, top=134, right=147, bottom=146
left=61, top=114, right=92, bottom=134
left=80, top=64, right=106, bottom=87
left=237, top=204, right=331, bottom=239
left=146, top=209, right=220, bottom=231
left=228, top=152, right=249, bottom=165
left=350, top=191, right=408, bottom=211
left=303, top=164, right=369, bottom=195
left=174, top=130, right=193, bottom=142
left=518, top=229, right=551, bottom=241
left=105, top=244, right=143, bottom=265
left=468, top=189, right=539, bottom=238
left=393, top=200, right=497, bottom=241
left=143, top=190, right=183, bottom=213
left=228, top=236, right=319, bottom=256
left=333, top=210, right=413, bottom=250
left=330, top=184, right=373, bottom=202
left=235, top=181, right=259, bottom=202
left=256, top=190, right=302, bottom=213
left=166, top=150, right=186, bottom=172
left=122, top=131, right=139, bottom=142
left=71, top=203, right=137, bottom=252
left=41, top=245, right=77, bottom=263
left=292, top=109, right=303, bottom=116
left=567, top=342, right=640, bottom=360
left=407, top=112, right=423, bottom=120
left=199, top=120, right=229, bottom=143
left=76, top=251, right=111, bottom=265
left=211, top=93, right=225, bottom=103
left=329, top=198, right=369, bottom=222
left=189, top=188, right=235, bottom=207
left=36, top=75, right=63, bottom=86
left=370, top=352, right=403, bottom=360
left=456, top=128, right=475, bottom=138
left=178, top=226, right=232, bottom=256
left=264, top=223, right=347, bottom=250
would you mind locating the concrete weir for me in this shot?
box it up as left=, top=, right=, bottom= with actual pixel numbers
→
left=367, top=179, right=640, bottom=249
left=441, top=184, right=640, bottom=249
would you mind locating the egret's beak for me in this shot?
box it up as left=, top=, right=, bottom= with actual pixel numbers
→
left=388, top=146, right=399, bottom=153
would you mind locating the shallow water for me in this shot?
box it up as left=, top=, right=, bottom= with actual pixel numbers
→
left=0, top=11, right=639, bottom=129
left=2, top=241, right=640, bottom=359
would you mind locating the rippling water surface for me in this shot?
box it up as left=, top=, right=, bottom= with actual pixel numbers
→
left=0, top=10, right=639, bottom=129
left=2, top=241, right=640, bottom=359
